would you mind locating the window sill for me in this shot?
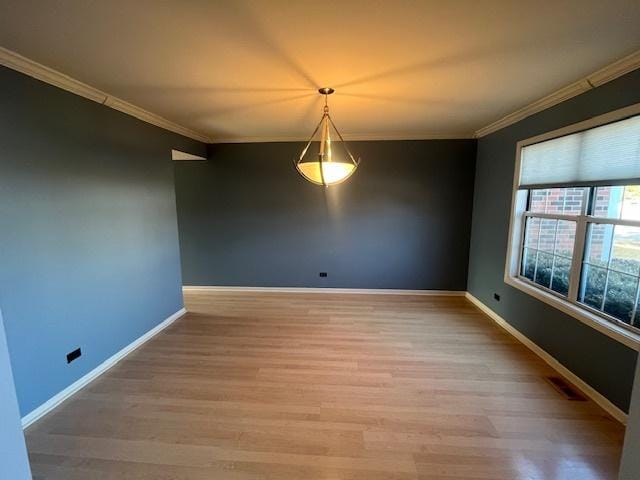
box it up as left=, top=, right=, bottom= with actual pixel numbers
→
left=504, top=275, right=640, bottom=351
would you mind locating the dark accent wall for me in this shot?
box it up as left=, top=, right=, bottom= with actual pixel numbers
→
left=468, top=68, right=640, bottom=412
left=0, top=66, right=206, bottom=415
left=175, top=140, right=476, bottom=290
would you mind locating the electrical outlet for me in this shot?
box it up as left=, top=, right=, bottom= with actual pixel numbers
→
left=66, top=347, right=81, bottom=364
left=494, top=293, right=501, bottom=301
left=319, top=272, right=328, bottom=277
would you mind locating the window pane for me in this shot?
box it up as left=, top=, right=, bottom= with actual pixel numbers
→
left=603, top=272, right=639, bottom=325
left=529, top=188, right=586, bottom=215
left=610, top=225, right=640, bottom=276
left=579, top=264, right=607, bottom=310
left=521, top=247, right=536, bottom=281
left=551, top=257, right=571, bottom=296
left=592, top=185, right=640, bottom=221
left=534, top=252, right=553, bottom=289
left=529, top=190, right=548, bottom=214
left=554, top=220, right=576, bottom=258
left=580, top=224, right=640, bottom=325
left=584, top=223, right=613, bottom=268
left=524, top=217, right=541, bottom=248
left=621, top=186, right=640, bottom=221
left=521, top=217, right=576, bottom=296
left=538, top=218, right=557, bottom=253
left=586, top=224, right=640, bottom=275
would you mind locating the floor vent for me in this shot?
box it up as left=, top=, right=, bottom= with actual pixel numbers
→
left=544, top=376, right=587, bottom=401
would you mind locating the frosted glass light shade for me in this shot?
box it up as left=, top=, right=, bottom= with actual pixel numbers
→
left=297, top=161, right=355, bottom=186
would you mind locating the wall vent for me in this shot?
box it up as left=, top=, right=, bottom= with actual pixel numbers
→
left=545, top=376, right=586, bottom=401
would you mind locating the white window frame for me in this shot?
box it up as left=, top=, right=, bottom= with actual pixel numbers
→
left=504, top=102, right=640, bottom=351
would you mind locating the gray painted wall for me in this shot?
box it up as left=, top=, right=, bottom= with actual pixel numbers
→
left=619, top=359, right=640, bottom=479
left=467, top=68, right=640, bottom=412
left=175, top=140, right=476, bottom=290
left=0, top=309, right=31, bottom=480
left=0, top=66, right=206, bottom=416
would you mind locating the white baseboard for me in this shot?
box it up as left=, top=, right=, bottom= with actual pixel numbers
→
left=183, top=286, right=465, bottom=296
left=21, top=307, right=187, bottom=429
left=20, top=293, right=628, bottom=427
left=464, top=292, right=627, bottom=424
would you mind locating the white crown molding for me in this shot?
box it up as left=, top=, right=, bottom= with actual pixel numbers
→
left=211, top=132, right=475, bottom=143
left=103, top=97, right=210, bottom=142
left=21, top=307, right=186, bottom=429
left=341, top=132, right=475, bottom=141
left=4, top=44, right=638, bottom=145
left=587, top=49, right=640, bottom=87
left=183, top=286, right=465, bottom=296
left=0, top=46, right=472, bottom=145
left=474, top=80, right=592, bottom=138
left=0, top=47, right=210, bottom=143
left=475, top=49, right=640, bottom=138
left=465, top=292, right=627, bottom=424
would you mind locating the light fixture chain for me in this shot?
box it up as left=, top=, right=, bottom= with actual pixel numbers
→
left=298, top=114, right=325, bottom=161
left=326, top=114, right=360, bottom=165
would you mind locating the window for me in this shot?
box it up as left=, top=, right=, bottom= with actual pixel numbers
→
left=506, top=106, right=640, bottom=343
left=517, top=185, right=640, bottom=330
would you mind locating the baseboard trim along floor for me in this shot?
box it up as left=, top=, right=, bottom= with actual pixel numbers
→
left=464, top=292, right=627, bottom=424
left=21, top=289, right=627, bottom=430
left=183, top=286, right=466, bottom=296
left=21, top=307, right=187, bottom=429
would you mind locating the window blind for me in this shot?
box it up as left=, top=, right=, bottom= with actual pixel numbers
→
left=519, top=114, right=640, bottom=188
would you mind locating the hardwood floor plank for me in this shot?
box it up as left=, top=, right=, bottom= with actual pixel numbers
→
left=24, top=291, right=625, bottom=479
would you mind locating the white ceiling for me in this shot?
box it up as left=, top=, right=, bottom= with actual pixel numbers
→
left=1, top=0, right=639, bottom=142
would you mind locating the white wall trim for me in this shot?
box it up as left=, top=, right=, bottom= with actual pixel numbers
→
left=0, top=47, right=210, bottom=143
left=183, top=286, right=465, bottom=296
left=0, top=47, right=473, bottom=144
left=474, top=80, right=591, bottom=138
left=464, top=292, right=627, bottom=424
left=587, top=50, right=640, bottom=87
left=21, top=308, right=186, bottom=429
left=504, top=277, right=640, bottom=352
left=3, top=45, right=638, bottom=144
left=17, top=290, right=629, bottom=428
left=475, top=49, right=640, bottom=138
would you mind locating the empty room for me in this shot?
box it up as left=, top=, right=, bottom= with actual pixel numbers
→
left=2, top=1, right=640, bottom=479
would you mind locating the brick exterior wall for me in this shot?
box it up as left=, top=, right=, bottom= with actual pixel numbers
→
left=527, top=187, right=612, bottom=259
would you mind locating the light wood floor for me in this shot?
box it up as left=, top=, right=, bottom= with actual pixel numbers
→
left=26, top=291, right=625, bottom=479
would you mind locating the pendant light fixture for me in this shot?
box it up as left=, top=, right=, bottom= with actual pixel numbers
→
left=295, top=87, right=360, bottom=186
